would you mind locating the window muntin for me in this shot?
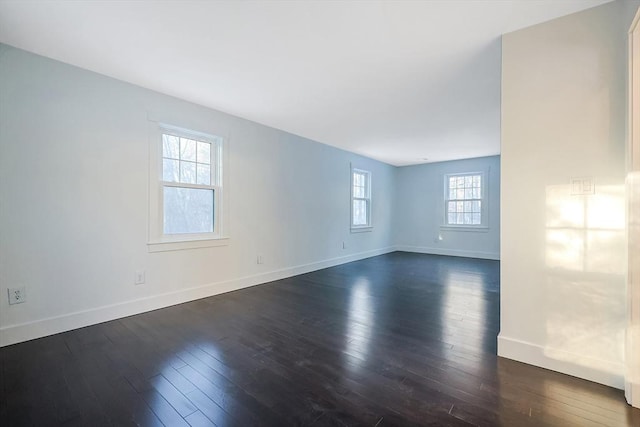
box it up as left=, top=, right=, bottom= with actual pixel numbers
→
left=160, top=129, right=222, bottom=237
left=352, top=169, right=371, bottom=228
left=162, top=134, right=212, bottom=185
left=445, top=173, right=483, bottom=226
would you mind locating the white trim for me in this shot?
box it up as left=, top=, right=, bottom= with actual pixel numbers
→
left=439, top=225, right=489, bottom=232
left=631, top=4, right=640, bottom=37
left=149, top=121, right=229, bottom=245
left=627, top=5, right=640, bottom=408
left=158, top=122, right=221, bottom=143
left=626, top=380, right=640, bottom=409
left=0, top=246, right=395, bottom=347
left=350, top=226, right=373, bottom=233
left=351, top=165, right=372, bottom=228
left=497, top=334, right=625, bottom=390
left=148, top=237, right=230, bottom=253
left=395, top=245, right=499, bottom=260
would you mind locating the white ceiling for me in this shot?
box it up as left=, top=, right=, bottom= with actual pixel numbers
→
left=0, top=0, right=611, bottom=166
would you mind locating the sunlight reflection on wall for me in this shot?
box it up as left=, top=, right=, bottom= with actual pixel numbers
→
left=544, top=184, right=626, bottom=378
left=546, top=184, right=625, bottom=273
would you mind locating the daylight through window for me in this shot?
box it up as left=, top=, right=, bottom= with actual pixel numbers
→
left=445, top=174, right=483, bottom=226
left=352, top=169, right=371, bottom=228
left=161, top=132, right=221, bottom=235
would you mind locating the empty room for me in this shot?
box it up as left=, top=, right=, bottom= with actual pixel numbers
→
left=1, top=0, right=640, bottom=426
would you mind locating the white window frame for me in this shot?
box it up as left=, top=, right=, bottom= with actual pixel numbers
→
left=351, top=167, right=372, bottom=232
left=442, top=171, right=488, bottom=230
left=148, top=122, right=229, bottom=252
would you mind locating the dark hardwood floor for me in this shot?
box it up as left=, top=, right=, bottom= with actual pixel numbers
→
left=1, top=252, right=638, bottom=426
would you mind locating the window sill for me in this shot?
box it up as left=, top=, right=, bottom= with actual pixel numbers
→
left=148, top=237, right=229, bottom=253
left=440, top=225, right=489, bottom=233
left=351, top=226, right=373, bottom=233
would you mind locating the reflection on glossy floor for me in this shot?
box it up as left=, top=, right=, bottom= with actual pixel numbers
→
left=1, top=252, right=638, bottom=426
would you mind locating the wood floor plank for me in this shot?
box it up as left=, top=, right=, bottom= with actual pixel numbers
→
left=185, top=410, right=218, bottom=427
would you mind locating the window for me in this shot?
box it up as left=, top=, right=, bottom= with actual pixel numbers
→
left=161, top=132, right=221, bottom=235
left=444, top=173, right=485, bottom=227
left=352, top=168, right=371, bottom=229
left=148, top=123, right=227, bottom=251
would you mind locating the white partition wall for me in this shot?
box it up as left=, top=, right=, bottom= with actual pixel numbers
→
left=500, top=1, right=637, bottom=389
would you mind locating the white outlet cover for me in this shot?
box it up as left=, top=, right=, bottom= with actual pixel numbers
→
left=8, top=286, right=26, bottom=305
left=134, top=270, right=146, bottom=285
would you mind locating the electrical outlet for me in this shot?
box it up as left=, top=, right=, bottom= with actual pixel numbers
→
left=8, top=286, right=26, bottom=305
left=257, top=255, right=264, bottom=264
left=134, top=270, right=146, bottom=285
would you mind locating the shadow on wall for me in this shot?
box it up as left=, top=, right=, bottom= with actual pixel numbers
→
left=543, top=183, right=625, bottom=380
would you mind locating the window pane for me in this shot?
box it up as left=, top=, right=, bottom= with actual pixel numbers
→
left=163, top=187, right=213, bottom=234
left=354, top=185, right=365, bottom=198
left=162, top=159, right=179, bottom=182
left=445, top=173, right=484, bottom=225
left=353, top=199, right=367, bottom=225
left=180, top=138, right=196, bottom=162
left=197, top=164, right=211, bottom=185
left=197, top=141, right=211, bottom=165
left=180, top=161, right=197, bottom=184
left=163, top=134, right=180, bottom=159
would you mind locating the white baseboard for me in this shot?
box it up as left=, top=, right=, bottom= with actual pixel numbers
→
left=395, top=245, right=499, bottom=260
left=498, top=334, right=625, bottom=389
left=626, top=380, right=640, bottom=408
left=0, top=246, right=395, bottom=347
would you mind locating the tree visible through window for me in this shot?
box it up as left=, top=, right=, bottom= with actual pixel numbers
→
left=445, top=173, right=483, bottom=226
left=161, top=132, right=221, bottom=235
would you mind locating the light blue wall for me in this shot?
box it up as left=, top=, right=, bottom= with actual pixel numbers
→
left=394, top=156, right=500, bottom=259
left=0, top=44, right=396, bottom=345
